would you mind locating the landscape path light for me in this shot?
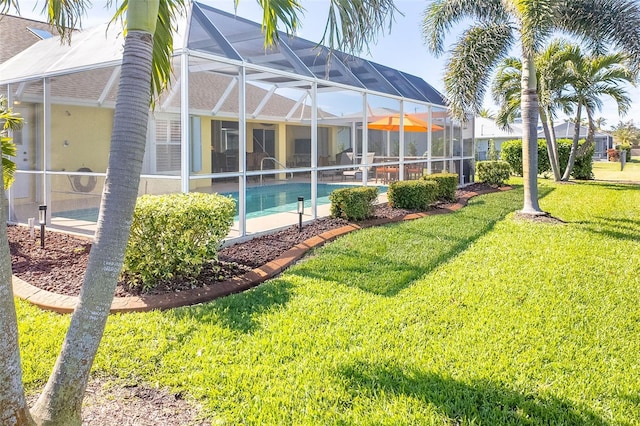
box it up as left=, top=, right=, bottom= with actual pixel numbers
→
left=38, top=205, right=47, bottom=249
left=297, top=196, right=304, bottom=232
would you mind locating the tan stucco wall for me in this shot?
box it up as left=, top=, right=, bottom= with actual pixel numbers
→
left=50, top=105, right=112, bottom=173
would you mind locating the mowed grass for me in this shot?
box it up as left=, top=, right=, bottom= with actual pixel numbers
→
left=592, top=158, right=640, bottom=182
left=16, top=179, right=640, bottom=425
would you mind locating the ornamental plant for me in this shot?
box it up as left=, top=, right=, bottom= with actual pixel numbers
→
left=421, top=172, right=458, bottom=202
left=123, top=192, right=235, bottom=290
left=476, top=160, right=511, bottom=186
left=388, top=180, right=438, bottom=210
left=329, top=186, right=378, bottom=220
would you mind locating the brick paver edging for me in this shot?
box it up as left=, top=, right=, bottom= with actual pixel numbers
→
left=13, top=186, right=511, bottom=314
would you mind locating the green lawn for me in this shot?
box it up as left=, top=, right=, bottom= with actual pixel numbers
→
left=592, top=158, right=640, bottom=182
left=17, top=179, right=640, bottom=425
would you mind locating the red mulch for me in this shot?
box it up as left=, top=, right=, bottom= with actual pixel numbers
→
left=9, top=183, right=493, bottom=298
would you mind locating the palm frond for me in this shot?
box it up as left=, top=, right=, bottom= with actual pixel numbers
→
left=556, top=0, right=640, bottom=72
left=517, top=0, right=555, bottom=54
left=320, top=0, right=398, bottom=53
left=422, top=0, right=508, bottom=55
left=257, top=0, right=304, bottom=46
left=444, top=22, right=514, bottom=120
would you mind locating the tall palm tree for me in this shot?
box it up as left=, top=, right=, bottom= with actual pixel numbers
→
left=422, top=0, right=640, bottom=215
left=562, top=50, right=634, bottom=180
left=491, top=42, right=634, bottom=181
left=492, top=40, right=578, bottom=181
left=0, top=1, right=399, bottom=424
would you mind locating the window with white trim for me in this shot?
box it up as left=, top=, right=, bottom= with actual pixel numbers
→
left=153, top=117, right=181, bottom=174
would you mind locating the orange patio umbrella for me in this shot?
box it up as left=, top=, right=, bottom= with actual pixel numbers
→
left=367, top=114, right=444, bottom=132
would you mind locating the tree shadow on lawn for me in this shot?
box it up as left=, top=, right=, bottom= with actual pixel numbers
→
left=577, top=216, right=640, bottom=243
left=338, top=361, right=606, bottom=425
left=167, top=279, right=293, bottom=333
left=289, top=187, right=554, bottom=297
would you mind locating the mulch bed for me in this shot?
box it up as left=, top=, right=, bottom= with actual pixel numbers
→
left=9, top=183, right=492, bottom=298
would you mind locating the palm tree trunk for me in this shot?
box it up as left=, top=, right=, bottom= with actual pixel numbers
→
left=0, top=165, right=34, bottom=425
left=562, top=103, right=582, bottom=181
left=520, top=53, right=544, bottom=214
left=578, top=109, right=596, bottom=157
left=30, top=28, right=154, bottom=426
left=539, top=106, right=561, bottom=181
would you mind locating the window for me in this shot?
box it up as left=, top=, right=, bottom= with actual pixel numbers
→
left=154, top=117, right=181, bottom=173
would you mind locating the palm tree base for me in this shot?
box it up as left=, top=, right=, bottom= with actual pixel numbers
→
left=517, top=209, right=549, bottom=217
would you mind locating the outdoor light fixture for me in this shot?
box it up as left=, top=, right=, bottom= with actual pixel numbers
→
left=297, top=196, right=304, bottom=232
left=38, top=205, right=47, bottom=249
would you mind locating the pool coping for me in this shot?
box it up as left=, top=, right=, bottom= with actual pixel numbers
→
left=13, top=186, right=511, bottom=314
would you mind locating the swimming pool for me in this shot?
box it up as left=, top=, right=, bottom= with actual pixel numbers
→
left=53, top=183, right=386, bottom=222
left=222, top=182, right=386, bottom=219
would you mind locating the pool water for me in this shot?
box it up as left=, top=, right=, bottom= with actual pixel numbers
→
left=54, top=183, right=386, bottom=222
left=222, top=182, right=386, bottom=219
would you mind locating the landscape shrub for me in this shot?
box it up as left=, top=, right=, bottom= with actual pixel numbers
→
left=500, top=139, right=549, bottom=176
left=608, top=148, right=620, bottom=161
left=476, top=160, right=511, bottom=186
left=572, top=144, right=594, bottom=180
left=421, top=172, right=458, bottom=202
left=123, top=192, right=235, bottom=290
left=387, top=180, right=438, bottom=210
left=329, top=186, right=378, bottom=221
left=501, top=138, right=593, bottom=179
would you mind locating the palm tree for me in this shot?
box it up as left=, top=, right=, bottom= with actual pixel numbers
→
left=0, top=1, right=399, bottom=424
left=561, top=50, right=634, bottom=180
left=422, top=0, right=640, bottom=215
left=492, top=40, right=578, bottom=181
left=491, top=42, right=634, bottom=181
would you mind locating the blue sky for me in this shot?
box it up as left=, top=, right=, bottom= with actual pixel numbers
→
left=13, top=0, right=640, bottom=129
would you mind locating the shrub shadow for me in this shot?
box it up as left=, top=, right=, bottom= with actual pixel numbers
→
left=338, top=361, right=606, bottom=425
left=167, top=278, right=293, bottom=333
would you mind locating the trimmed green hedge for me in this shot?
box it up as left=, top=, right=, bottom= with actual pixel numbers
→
left=329, top=186, right=378, bottom=221
left=501, top=138, right=593, bottom=179
left=476, top=161, right=511, bottom=186
left=123, top=192, right=235, bottom=290
left=421, top=172, right=458, bottom=202
left=388, top=180, right=438, bottom=210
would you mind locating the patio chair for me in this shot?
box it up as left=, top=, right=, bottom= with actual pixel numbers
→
left=343, top=152, right=375, bottom=180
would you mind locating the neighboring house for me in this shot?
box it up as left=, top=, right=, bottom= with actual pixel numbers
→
left=0, top=2, right=474, bottom=238
left=474, top=117, right=522, bottom=160
left=537, top=122, right=613, bottom=160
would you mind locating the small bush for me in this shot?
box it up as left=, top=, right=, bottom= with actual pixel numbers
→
left=421, top=172, right=458, bottom=202
left=329, top=186, right=378, bottom=221
left=573, top=144, right=594, bottom=180
left=501, top=139, right=550, bottom=176
left=123, top=192, right=235, bottom=290
left=608, top=148, right=620, bottom=161
left=476, top=161, right=511, bottom=186
left=388, top=180, right=438, bottom=210
left=499, top=139, right=525, bottom=175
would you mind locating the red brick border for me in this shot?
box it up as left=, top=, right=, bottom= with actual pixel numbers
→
left=13, top=187, right=511, bottom=314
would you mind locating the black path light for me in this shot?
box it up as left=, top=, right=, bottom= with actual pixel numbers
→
left=38, top=204, right=47, bottom=249
left=297, top=196, right=304, bottom=232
